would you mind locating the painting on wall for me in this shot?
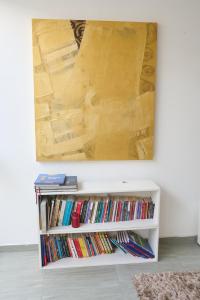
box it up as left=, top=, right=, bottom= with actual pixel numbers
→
left=32, top=19, right=157, bottom=161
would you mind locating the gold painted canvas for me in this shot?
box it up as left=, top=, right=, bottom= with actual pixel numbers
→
left=32, top=19, right=157, bottom=160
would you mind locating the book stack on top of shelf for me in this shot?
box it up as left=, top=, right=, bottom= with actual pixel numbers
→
left=40, top=231, right=154, bottom=267
left=35, top=174, right=78, bottom=193
left=40, top=195, right=155, bottom=232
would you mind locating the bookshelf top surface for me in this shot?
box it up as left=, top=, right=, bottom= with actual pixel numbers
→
left=38, top=180, right=160, bottom=195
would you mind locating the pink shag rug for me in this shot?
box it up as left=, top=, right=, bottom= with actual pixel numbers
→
left=133, top=271, right=200, bottom=300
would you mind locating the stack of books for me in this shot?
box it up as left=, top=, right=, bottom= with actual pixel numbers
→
left=40, top=232, right=114, bottom=266
left=34, top=174, right=78, bottom=193
left=39, top=196, right=155, bottom=231
left=110, top=231, right=154, bottom=259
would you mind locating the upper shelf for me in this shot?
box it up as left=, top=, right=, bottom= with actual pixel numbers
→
left=37, top=180, right=160, bottom=196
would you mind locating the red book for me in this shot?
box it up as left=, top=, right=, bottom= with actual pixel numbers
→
left=141, top=201, right=145, bottom=219
left=73, top=238, right=83, bottom=258
left=132, top=201, right=136, bottom=220
left=130, top=202, right=134, bottom=220
left=116, top=201, right=122, bottom=222
left=76, top=200, right=84, bottom=216
left=145, top=201, right=149, bottom=219
left=144, top=201, right=148, bottom=219
left=127, top=201, right=131, bottom=221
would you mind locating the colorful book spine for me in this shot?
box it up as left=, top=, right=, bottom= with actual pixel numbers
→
left=62, top=201, right=70, bottom=225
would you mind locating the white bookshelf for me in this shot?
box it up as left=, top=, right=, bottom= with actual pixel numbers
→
left=37, top=180, right=160, bottom=269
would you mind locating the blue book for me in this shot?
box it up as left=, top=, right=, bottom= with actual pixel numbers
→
left=62, top=200, right=70, bottom=225
left=129, top=237, right=154, bottom=258
left=100, top=201, right=105, bottom=223
left=34, top=174, right=66, bottom=185
left=122, top=243, right=148, bottom=258
left=137, top=202, right=141, bottom=219
left=110, top=239, right=128, bottom=254
left=66, top=200, right=74, bottom=225
left=40, top=236, right=45, bottom=266
left=58, top=239, right=64, bottom=258
left=96, top=201, right=102, bottom=223
left=55, top=238, right=62, bottom=258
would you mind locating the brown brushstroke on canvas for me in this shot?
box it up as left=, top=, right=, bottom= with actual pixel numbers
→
left=70, top=20, right=86, bottom=49
left=32, top=19, right=157, bottom=161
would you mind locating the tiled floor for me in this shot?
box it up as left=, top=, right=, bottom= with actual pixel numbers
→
left=0, top=237, right=200, bottom=300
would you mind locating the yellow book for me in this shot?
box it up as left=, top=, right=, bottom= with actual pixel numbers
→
left=99, top=233, right=107, bottom=253
left=78, top=237, right=88, bottom=257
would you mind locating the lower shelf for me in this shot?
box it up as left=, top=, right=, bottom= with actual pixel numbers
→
left=41, top=248, right=157, bottom=269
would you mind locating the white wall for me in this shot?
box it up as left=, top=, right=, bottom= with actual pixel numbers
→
left=0, top=0, right=199, bottom=245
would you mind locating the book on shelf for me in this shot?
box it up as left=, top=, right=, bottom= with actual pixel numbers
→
left=110, top=231, right=154, bottom=259
left=40, top=198, right=47, bottom=233
left=39, top=196, right=155, bottom=231
left=35, top=174, right=78, bottom=192
left=40, top=231, right=154, bottom=266
left=35, top=174, right=66, bottom=186
left=64, top=176, right=78, bottom=189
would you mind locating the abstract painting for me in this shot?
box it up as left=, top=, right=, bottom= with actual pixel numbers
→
left=32, top=19, right=157, bottom=160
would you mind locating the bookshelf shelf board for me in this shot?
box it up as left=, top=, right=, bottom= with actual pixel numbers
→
left=42, top=219, right=158, bottom=235
left=42, top=249, right=157, bottom=269
left=38, top=180, right=160, bottom=196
